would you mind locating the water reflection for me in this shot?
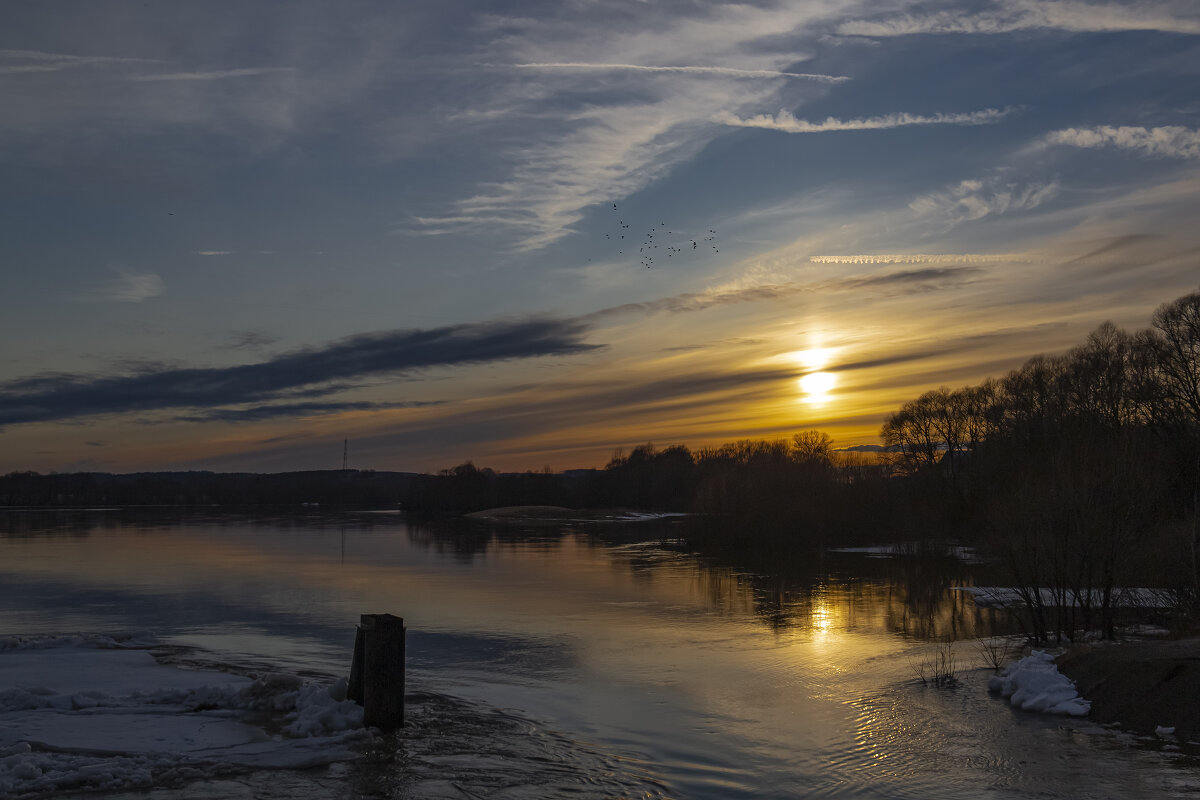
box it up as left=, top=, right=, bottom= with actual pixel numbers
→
left=405, top=519, right=570, bottom=563
left=1, top=509, right=1194, bottom=799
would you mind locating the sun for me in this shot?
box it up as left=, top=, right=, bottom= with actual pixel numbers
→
left=799, top=371, right=837, bottom=404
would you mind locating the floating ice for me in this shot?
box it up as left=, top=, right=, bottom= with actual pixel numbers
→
left=987, top=650, right=1091, bottom=716
left=0, top=634, right=371, bottom=798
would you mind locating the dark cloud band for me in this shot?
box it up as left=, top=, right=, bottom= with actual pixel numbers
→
left=0, top=317, right=597, bottom=427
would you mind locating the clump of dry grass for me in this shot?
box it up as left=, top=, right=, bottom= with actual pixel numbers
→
left=912, top=638, right=959, bottom=686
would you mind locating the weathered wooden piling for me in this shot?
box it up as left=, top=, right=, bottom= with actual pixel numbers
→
left=348, top=613, right=405, bottom=729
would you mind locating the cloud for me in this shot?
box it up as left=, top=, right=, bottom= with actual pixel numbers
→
left=908, top=177, right=1059, bottom=226
left=810, top=253, right=1036, bottom=264
left=130, top=67, right=294, bottom=82
left=424, top=2, right=860, bottom=250
left=86, top=271, right=166, bottom=303
left=0, top=317, right=598, bottom=428
left=0, top=49, right=156, bottom=74
left=583, top=267, right=985, bottom=322
left=1042, top=126, right=1200, bottom=159
left=337, top=365, right=804, bottom=458
left=506, top=62, right=849, bottom=83
left=837, top=1, right=1200, bottom=37
left=173, top=400, right=445, bottom=423
left=828, top=321, right=1074, bottom=375
left=222, top=330, right=279, bottom=350
left=1062, top=234, right=1161, bottom=265
left=714, top=107, right=1012, bottom=133
left=196, top=250, right=232, bottom=256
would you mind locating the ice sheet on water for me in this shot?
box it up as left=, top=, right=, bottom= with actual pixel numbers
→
left=0, top=631, right=160, bottom=652
left=0, top=633, right=371, bottom=798
left=0, top=633, right=670, bottom=799
left=988, top=650, right=1091, bottom=716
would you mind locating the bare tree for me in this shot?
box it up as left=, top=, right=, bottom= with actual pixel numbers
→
left=1148, top=290, right=1200, bottom=427
left=1064, top=321, right=1141, bottom=428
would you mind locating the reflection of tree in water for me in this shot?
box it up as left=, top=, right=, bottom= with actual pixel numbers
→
left=405, top=519, right=568, bottom=563
left=675, top=529, right=1023, bottom=641
left=2, top=509, right=102, bottom=539
left=399, top=514, right=1022, bottom=640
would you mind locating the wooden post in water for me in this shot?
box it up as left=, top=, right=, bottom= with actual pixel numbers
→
left=347, top=626, right=366, bottom=705
left=348, top=613, right=405, bottom=729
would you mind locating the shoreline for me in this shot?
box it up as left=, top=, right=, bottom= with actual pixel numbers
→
left=1056, top=637, right=1200, bottom=740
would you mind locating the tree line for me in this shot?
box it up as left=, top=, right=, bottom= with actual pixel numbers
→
left=878, top=288, right=1200, bottom=641
left=401, top=432, right=890, bottom=548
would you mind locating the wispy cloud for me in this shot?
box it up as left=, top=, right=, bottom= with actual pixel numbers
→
left=0, top=318, right=597, bottom=427
left=330, top=364, right=805, bottom=463
left=908, top=177, right=1059, bottom=226
left=0, top=49, right=155, bottom=74
left=174, top=400, right=444, bottom=424
left=196, top=250, right=232, bottom=256
left=715, top=107, right=1012, bottom=133
left=85, top=271, right=166, bottom=303
left=810, top=253, right=1036, bottom=264
left=583, top=267, right=984, bottom=322
left=222, top=330, right=279, bottom=351
left=1042, top=125, right=1200, bottom=159
left=837, top=1, right=1200, bottom=37
left=506, top=62, right=849, bottom=83
left=426, top=2, right=859, bottom=250
left=130, top=67, right=294, bottom=82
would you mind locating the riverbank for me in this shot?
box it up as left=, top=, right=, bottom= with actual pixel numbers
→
left=1057, top=637, right=1200, bottom=740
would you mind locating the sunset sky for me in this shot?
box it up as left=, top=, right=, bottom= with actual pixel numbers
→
left=3, top=1, right=1199, bottom=475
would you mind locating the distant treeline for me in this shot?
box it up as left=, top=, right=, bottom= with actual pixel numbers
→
left=0, top=469, right=417, bottom=508
left=402, top=435, right=891, bottom=544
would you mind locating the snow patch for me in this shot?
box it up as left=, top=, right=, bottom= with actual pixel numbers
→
left=988, top=650, right=1091, bottom=716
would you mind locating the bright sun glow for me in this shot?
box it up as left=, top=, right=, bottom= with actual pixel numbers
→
left=793, top=347, right=833, bottom=371
left=799, top=371, right=837, bottom=404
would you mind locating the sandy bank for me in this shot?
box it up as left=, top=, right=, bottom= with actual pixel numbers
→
left=1057, top=638, right=1200, bottom=740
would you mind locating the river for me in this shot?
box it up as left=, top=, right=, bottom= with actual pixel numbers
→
left=1, top=508, right=1196, bottom=798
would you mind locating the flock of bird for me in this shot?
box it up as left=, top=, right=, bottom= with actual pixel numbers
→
left=608, top=203, right=719, bottom=268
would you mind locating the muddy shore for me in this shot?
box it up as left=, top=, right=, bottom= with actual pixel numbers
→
left=1057, top=638, right=1200, bottom=740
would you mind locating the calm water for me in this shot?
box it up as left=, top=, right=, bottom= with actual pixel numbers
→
left=2, top=508, right=1197, bottom=799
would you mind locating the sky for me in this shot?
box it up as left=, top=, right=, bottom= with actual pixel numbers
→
left=2, top=0, right=1199, bottom=475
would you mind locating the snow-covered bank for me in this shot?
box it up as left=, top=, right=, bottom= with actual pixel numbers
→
left=464, top=505, right=688, bottom=523
left=956, top=586, right=1168, bottom=609
left=988, top=651, right=1091, bottom=716
left=828, top=542, right=984, bottom=563
left=0, top=634, right=370, bottom=798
